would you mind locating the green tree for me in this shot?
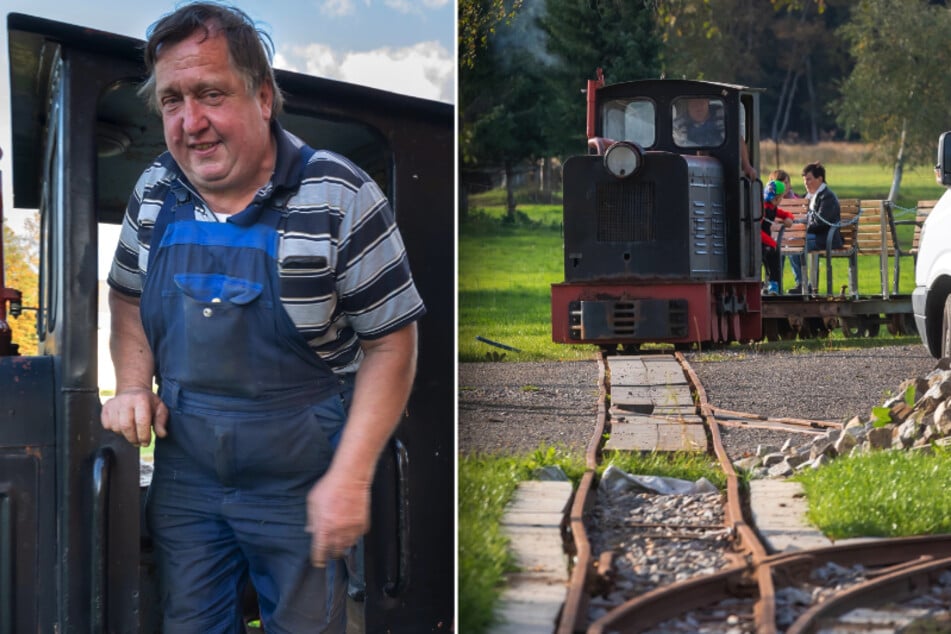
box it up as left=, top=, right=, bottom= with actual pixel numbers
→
left=2, top=217, right=39, bottom=355
left=460, top=0, right=548, bottom=221
left=656, top=0, right=851, bottom=145
left=837, top=0, right=951, bottom=201
left=459, top=0, right=525, bottom=69
left=541, top=0, right=662, bottom=158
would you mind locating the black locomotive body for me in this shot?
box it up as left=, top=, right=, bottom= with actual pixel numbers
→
left=1, top=13, right=453, bottom=633
left=552, top=76, right=765, bottom=347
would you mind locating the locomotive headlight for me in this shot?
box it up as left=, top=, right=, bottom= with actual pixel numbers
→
left=604, top=142, right=643, bottom=178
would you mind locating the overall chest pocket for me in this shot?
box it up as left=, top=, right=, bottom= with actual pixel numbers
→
left=171, top=273, right=270, bottom=393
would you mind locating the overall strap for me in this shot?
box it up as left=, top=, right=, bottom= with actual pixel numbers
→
left=149, top=143, right=320, bottom=257
left=148, top=185, right=193, bottom=273
left=263, top=143, right=320, bottom=229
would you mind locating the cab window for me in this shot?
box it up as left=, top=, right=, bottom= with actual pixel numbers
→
left=602, top=99, right=655, bottom=147
left=672, top=97, right=725, bottom=148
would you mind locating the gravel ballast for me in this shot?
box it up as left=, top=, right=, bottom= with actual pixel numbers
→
left=458, top=345, right=938, bottom=458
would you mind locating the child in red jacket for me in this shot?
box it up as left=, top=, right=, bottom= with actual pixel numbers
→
left=762, top=180, right=795, bottom=294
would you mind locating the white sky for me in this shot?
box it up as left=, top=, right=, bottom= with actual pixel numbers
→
left=1, top=0, right=456, bottom=275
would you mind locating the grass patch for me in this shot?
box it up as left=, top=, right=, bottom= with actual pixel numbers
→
left=795, top=446, right=951, bottom=539
left=459, top=209, right=594, bottom=362
left=598, top=450, right=728, bottom=490
left=458, top=446, right=585, bottom=634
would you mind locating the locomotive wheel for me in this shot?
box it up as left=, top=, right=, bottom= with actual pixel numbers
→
left=887, top=313, right=916, bottom=336
left=810, top=317, right=830, bottom=338
left=887, top=315, right=900, bottom=335
left=862, top=316, right=881, bottom=338
left=777, top=320, right=796, bottom=340
left=797, top=319, right=814, bottom=339
left=942, top=296, right=951, bottom=357
left=841, top=317, right=866, bottom=338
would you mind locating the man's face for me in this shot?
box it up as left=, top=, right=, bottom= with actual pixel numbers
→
left=154, top=28, right=273, bottom=203
left=802, top=171, right=823, bottom=194
left=687, top=99, right=710, bottom=123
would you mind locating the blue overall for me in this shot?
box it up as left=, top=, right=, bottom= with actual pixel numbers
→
left=141, top=169, right=350, bottom=633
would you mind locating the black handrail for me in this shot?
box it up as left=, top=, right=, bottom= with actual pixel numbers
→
left=383, top=439, right=410, bottom=597
left=0, top=487, right=12, bottom=634
left=90, top=447, right=115, bottom=633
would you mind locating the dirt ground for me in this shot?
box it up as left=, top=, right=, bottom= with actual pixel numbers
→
left=458, top=345, right=939, bottom=456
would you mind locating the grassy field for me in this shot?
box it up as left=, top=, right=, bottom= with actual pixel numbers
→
left=459, top=146, right=945, bottom=362
left=796, top=447, right=951, bottom=538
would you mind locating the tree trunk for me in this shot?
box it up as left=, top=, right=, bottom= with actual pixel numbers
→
left=771, top=67, right=795, bottom=141
left=776, top=67, right=803, bottom=144
left=541, top=156, right=553, bottom=204
left=888, top=118, right=907, bottom=204
left=805, top=56, right=818, bottom=144
left=504, top=160, right=517, bottom=222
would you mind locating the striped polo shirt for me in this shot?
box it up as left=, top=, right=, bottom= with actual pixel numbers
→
left=107, top=123, right=426, bottom=374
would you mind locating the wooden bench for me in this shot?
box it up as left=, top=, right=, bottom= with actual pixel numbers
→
left=775, top=198, right=860, bottom=296
left=856, top=199, right=937, bottom=296
left=908, top=199, right=939, bottom=262
left=854, top=200, right=900, bottom=297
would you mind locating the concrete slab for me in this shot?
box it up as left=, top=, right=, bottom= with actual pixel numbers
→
left=642, top=358, right=688, bottom=385
left=608, top=408, right=702, bottom=424
left=609, top=357, right=649, bottom=386
left=748, top=479, right=834, bottom=552
left=650, top=384, right=694, bottom=406
left=610, top=385, right=654, bottom=412
left=490, top=480, right=573, bottom=634
left=611, top=385, right=694, bottom=413
left=605, top=420, right=707, bottom=452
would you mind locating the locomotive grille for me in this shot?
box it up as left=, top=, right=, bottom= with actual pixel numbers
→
left=595, top=181, right=655, bottom=242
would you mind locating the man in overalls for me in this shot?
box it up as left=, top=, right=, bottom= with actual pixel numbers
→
left=100, top=3, right=424, bottom=631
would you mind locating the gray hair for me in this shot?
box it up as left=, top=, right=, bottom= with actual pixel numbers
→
left=138, top=1, right=283, bottom=118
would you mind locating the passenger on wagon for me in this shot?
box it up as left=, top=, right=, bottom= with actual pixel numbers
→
left=769, top=168, right=802, bottom=199
left=788, top=162, right=842, bottom=294
left=761, top=180, right=795, bottom=295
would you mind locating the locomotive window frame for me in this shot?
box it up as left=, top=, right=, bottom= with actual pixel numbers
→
left=602, top=98, right=655, bottom=148
left=37, top=53, right=66, bottom=342
left=671, top=96, right=726, bottom=149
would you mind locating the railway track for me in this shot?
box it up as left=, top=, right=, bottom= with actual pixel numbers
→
left=556, top=350, right=951, bottom=633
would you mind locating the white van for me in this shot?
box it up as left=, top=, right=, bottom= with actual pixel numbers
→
left=913, top=132, right=951, bottom=357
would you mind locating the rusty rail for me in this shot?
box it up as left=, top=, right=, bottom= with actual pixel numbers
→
left=559, top=351, right=770, bottom=633
left=556, top=353, right=608, bottom=634
left=561, top=351, right=951, bottom=633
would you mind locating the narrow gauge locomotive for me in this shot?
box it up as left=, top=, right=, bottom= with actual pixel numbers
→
left=552, top=73, right=765, bottom=348
left=552, top=73, right=917, bottom=349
